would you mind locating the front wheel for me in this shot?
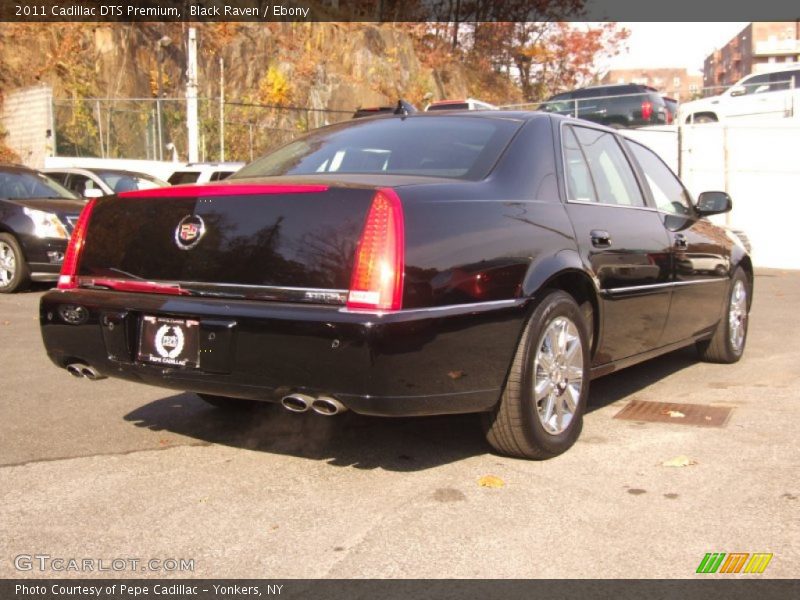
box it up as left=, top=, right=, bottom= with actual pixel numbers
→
left=483, top=290, right=591, bottom=459
left=696, top=267, right=751, bottom=363
left=0, top=233, right=30, bottom=294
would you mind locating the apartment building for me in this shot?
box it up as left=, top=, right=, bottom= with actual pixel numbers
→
left=704, top=22, right=800, bottom=91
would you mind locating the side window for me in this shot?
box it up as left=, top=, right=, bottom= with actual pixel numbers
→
left=47, top=172, right=68, bottom=185
left=562, top=127, right=597, bottom=203
left=627, top=141, right=692, bottom=216
left=66, top=174, right=94, bottom=196
left=741, top=74, right=771, bottom=95
left=769, top=70, right=799, bottom=91
left=571, top=126, right=646, bottom=208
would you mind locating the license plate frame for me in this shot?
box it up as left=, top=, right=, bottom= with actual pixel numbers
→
left=137, top=315, right=201, bottom=369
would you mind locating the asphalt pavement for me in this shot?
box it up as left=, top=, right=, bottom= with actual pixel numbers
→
left=0, top=271, right=798, bottom=578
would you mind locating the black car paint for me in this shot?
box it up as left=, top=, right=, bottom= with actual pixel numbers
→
left=39, top=112, right=750, bottom=416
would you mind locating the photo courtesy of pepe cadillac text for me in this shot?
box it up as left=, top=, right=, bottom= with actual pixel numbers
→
left=11, top=583, right=277, bottom=598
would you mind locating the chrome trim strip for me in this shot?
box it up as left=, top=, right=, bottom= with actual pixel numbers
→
left=339, top=298, right=524, bottom=316
left=78, top=277, right=349, bottom=304
left=603, top=278, right=726, bottom=295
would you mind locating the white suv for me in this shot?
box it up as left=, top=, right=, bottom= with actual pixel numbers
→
left=681, top=65, right=800, bottom=123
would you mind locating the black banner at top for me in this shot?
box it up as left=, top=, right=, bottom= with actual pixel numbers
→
left=1, top=0, right=799, bottom=22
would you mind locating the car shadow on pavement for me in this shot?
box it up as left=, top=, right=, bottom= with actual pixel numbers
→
left=123, top=347, right=699, bottom=471
left=586, top=346, right=699, bottom=413
left=124, top=394, right=488, bottom=472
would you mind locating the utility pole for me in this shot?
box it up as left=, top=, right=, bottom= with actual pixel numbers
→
left=155, top=35, right=171, bottom=162
left=219, top=56, right=225, bottom=162
left=186, top=27, right=199, bottom=163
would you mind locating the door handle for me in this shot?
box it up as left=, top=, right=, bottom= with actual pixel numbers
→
left=590, top=229, right=611, bottom=247
left=674, top=233, right=688, bottom=249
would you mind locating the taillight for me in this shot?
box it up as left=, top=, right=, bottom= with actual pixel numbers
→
left=347, top=188, right=405, bottom=311
left=641, top=100, right=653, bottom=121
left=665, top=109, right=673, bottom=125
left=57, top=199, right=96, bottom=290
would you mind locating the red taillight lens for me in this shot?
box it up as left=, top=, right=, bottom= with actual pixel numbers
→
left=665, top=109, right=673, bottom=124
left=347, top=188, right=405, bottom=311
left=57, top=199, right=96, bottom=290
left=641, top=100, right=653, bottom=121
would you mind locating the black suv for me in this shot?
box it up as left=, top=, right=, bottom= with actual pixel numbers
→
left=541, top=84, right=668, bottom=128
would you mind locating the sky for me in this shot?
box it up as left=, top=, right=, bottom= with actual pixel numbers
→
left=602, top=22, right=749, bottom=73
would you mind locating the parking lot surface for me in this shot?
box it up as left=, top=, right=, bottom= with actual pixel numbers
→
left=1, top=270, right=798, bottom=578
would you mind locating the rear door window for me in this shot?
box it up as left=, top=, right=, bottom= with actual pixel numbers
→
left=569, top=126, right=646, bottom=208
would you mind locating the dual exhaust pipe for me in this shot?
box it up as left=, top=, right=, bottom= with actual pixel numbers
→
left=281, top=393, right=347, bottom=416
left=66, top=362, right=106, bottom=381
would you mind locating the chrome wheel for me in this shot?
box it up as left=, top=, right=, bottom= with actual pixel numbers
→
left=533, top=316, right=584, bottom=435
left=0, top=241, right=16, bottom=288
left=729, top=279, right=747, bottom=352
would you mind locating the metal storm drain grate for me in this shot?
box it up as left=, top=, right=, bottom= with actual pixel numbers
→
left=614, top=400, right=733, bottom=428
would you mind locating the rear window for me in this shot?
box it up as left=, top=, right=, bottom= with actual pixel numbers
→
left=234, top=116, right=522, bottom=181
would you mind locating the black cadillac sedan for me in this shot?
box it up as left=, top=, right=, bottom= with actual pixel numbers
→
left=0, top=165, right=86, bottom=293
left=39, top=112, right=752, bottom=459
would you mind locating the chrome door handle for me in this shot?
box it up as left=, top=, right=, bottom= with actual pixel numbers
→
left=590, top=230, right=611, bottom=247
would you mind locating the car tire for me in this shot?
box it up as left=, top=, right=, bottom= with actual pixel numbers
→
left=197, top=393, right=264, bottom=411
left=696, top=267, right=750, bottom=364
left=483, top=290, right=591, bottom=459
left=0, top=233, right=31, bottom=294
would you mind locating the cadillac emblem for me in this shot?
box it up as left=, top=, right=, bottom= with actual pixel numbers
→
left=175, top=214, right=206, bottom=250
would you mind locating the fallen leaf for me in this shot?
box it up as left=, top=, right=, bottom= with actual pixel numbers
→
left=478, top=475, right=505, bottom=488
left=448, top=370, right=465, bottom=380
left=159, top=439, right=170, bottom=446
left=661, top=410, right=685, bottom=418
left=661, top=455, right=697, bottom=468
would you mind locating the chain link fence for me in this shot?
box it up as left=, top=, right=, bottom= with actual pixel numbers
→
left=53, top=98, right=353, bottom=163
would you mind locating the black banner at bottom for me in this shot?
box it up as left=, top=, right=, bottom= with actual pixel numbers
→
left=3, top=579, right=799, bottom=600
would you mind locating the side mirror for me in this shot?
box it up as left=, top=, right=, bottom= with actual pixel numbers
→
left=83, top=188, right=104, bottom=199
left=729, top=85, right=746, bottom=97
left=696, top=191, right=732, bottom=216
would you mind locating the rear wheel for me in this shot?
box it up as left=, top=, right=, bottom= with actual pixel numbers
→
left=0, top=233, right=30, bottom=294
left=197, top=393, right=264, bottom=411
left=483, top=290, right=590, bottom=459
left=696, top=267, right=750, bottom=363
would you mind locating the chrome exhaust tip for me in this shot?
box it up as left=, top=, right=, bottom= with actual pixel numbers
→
left=66, top=363, right=85, bottom=378
left=281, top=393, right=313, bottom=413
left=311, top=396, right=348, bottom=416
left=65, top=362, right=106, bottom=380
left=81, top=366, right=106, bottom=381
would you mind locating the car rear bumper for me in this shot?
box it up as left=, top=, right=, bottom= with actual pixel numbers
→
left=40, top=289, right=528, bottom=417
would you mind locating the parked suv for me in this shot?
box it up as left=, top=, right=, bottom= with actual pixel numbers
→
left=166, top=162, right=244, bottom=185
left=540, top=84, right=668, bottom=128
left=680, top=66, right=800, bottom=123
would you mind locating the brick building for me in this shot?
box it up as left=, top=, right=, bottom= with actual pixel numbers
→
left=704, top=22, right=800, bottom=92
left=600, top=68, right=703, bottom=101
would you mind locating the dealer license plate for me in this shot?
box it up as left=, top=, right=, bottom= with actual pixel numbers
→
left=137, top=316, right=200, bottom=368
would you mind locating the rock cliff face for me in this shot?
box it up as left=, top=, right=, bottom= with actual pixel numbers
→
left=2, top=23, right=492, bottom=110
left=0, top=23, right=519, bottom=160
